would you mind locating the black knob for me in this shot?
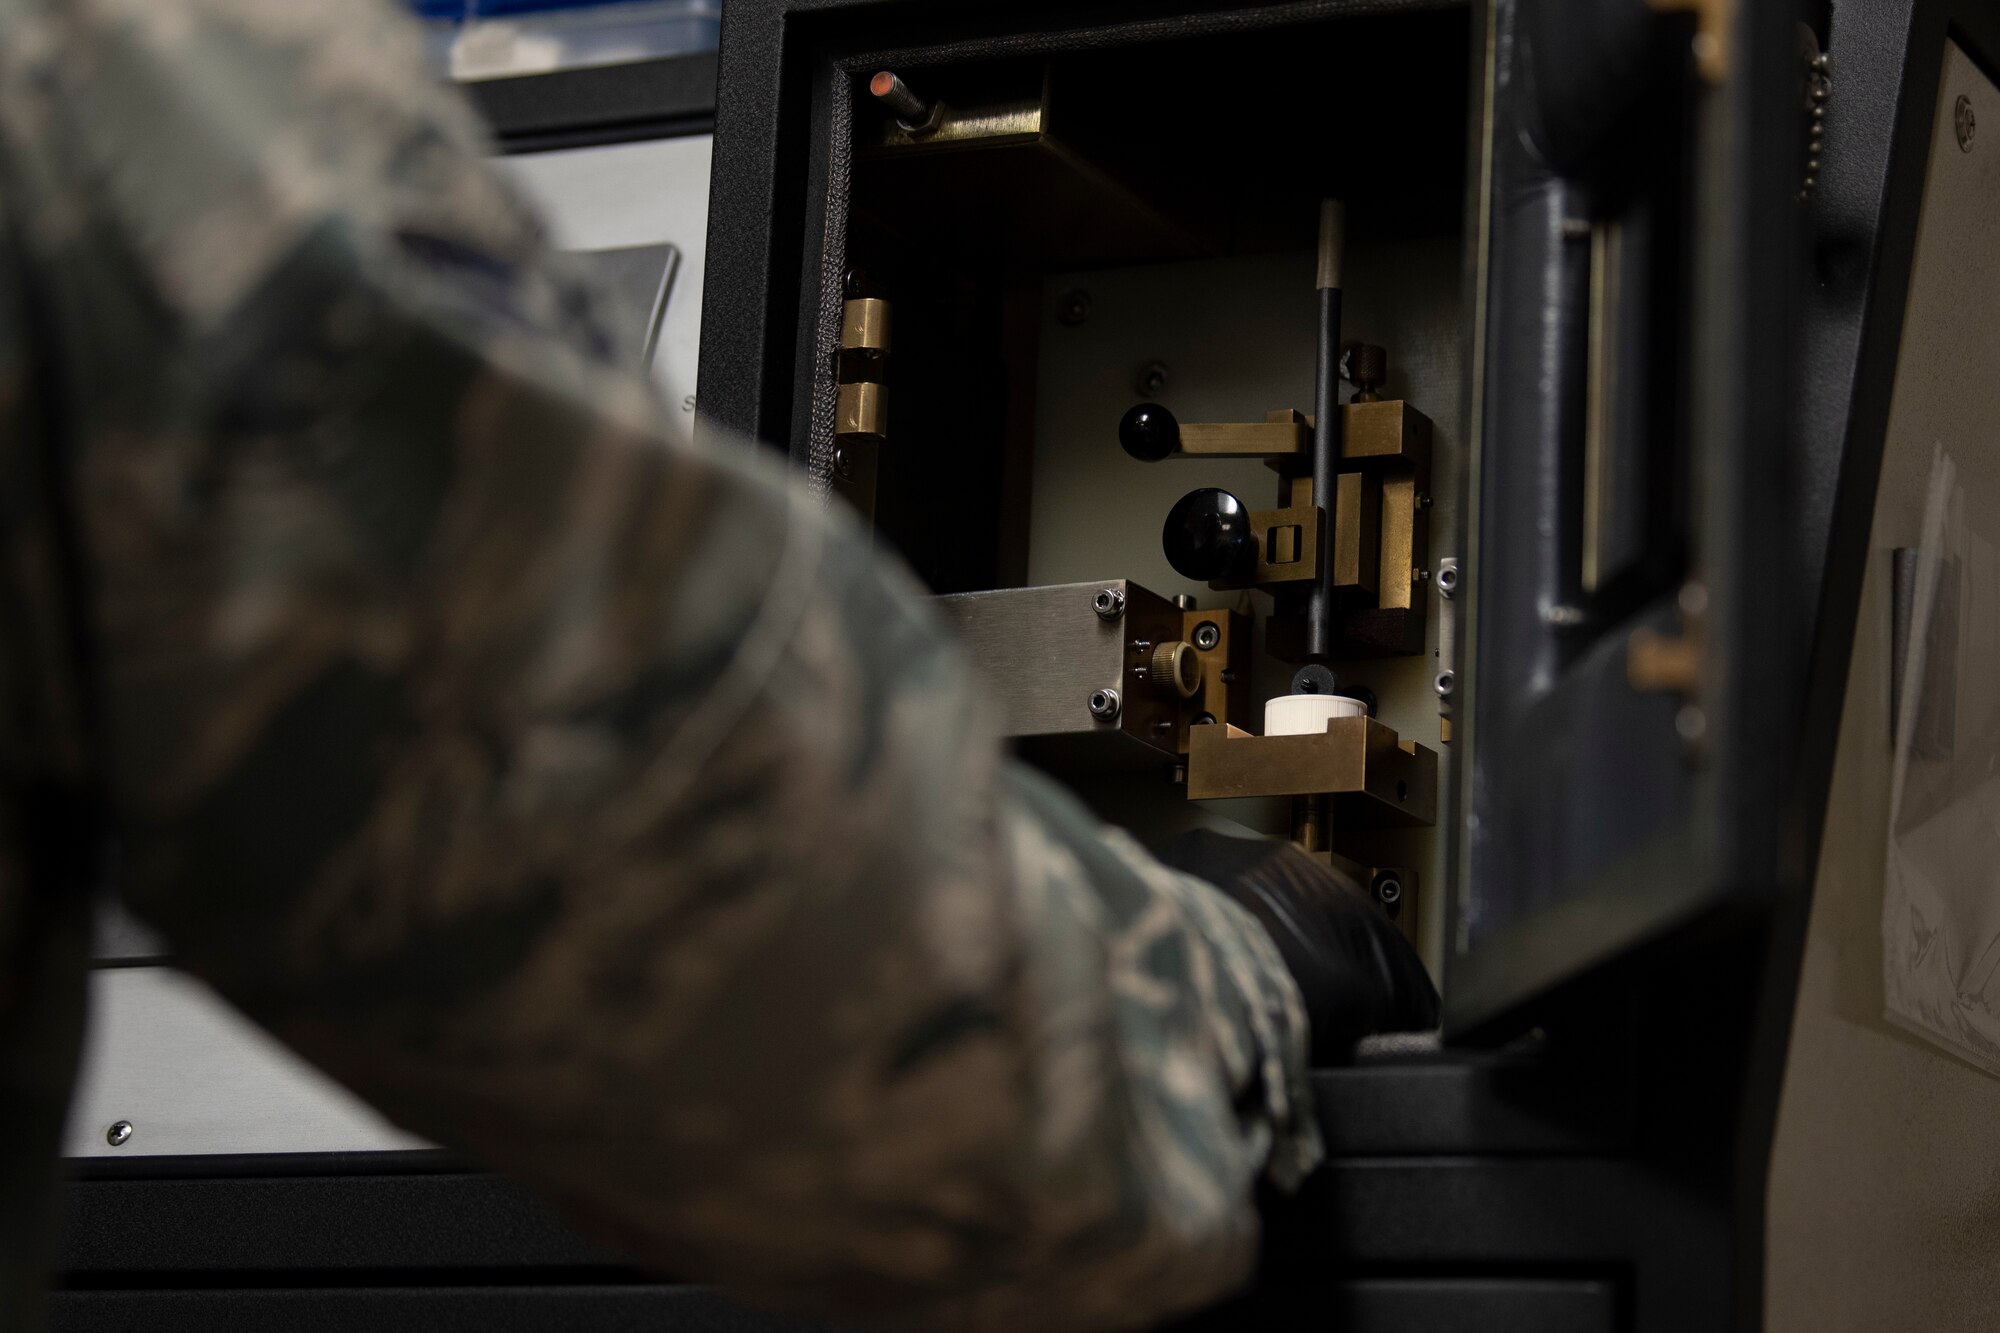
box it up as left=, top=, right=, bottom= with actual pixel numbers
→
left=1119, top=402, right=1180, bottom=461
left=1163, top=487, right=1255, bottom=583
left=1290, top=663, right=1339, bottom=696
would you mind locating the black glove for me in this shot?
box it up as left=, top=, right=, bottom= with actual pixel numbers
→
left=1160, top=829, right=1438, bottom=1064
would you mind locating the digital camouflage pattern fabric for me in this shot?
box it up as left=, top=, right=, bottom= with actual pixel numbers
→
left=0, top=0, right=1322, bottom=1327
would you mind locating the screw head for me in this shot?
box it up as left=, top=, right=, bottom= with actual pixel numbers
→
left=1092, top=587, right=1126, bottom=621
left=106, top=1120, right=133, bottom=1148
left=1087, top=687, right=1122, bottom=722
left=1374, top=876, right=1404, bottom=907
left=1434, top=671, right=1456, bottom=699
left=1436, top=563, right=1459, bottom=597
left=1135, top=360, right=1170, bottom=397
left=1058, top=289, right=1092, bottom=326
left=1542, top=603, right=1588, bottom=630
left=833, top=443, right=856, bottom=480
left=1958, top=95, right=1977, bottom=151
left=1192, top=620, right=1221, bottom=651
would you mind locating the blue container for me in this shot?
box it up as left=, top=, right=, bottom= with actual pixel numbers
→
left=420, top=0, right=722, bottom=78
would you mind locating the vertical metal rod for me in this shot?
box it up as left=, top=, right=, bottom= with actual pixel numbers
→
left=1308, top=199, right=1346, bottom=662
left=1291, top=794, right=1331, bottom=854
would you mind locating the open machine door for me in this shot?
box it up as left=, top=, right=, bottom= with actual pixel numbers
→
left=1444, top=0, right=1807, bottom=1037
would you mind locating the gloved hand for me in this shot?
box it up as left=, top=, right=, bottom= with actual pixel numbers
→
left=1160, top=829, right=1438, bottom=1064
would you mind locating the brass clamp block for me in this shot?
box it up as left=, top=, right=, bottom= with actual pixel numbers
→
left=1126, top=395, right=1435, bottom=656
left=1146, top=403, right=1431, bottom=609
left=1270, top=400, right=1434, bottom=658
left=1180, top=606, right=1251, bottom=741
left=1131, top=402, right=1429, bottom=466
left=1320, top=401, right=1433, bottom=621
left=1200, top=504, right=1323, bottom=592
left=1185, top=715, right=1438, bottom=828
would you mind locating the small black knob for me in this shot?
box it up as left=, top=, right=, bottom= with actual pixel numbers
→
left=1290, top=663, right=1339, bottom=696
left=1163, top=487, right=1255, bottom=583
left=1119, top=402, right=1180, bottom=462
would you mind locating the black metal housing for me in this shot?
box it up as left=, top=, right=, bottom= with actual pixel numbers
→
left=1442, top=0, right=1803, bottom=1037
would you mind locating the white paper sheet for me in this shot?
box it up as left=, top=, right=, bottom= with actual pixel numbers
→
left=1882, top=444, right=2000, bottom=1075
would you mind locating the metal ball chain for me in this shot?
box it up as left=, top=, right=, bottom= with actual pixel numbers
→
left=1801, top=35, right=1831, bottom=202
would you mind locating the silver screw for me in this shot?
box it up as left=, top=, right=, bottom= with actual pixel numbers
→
left=1542, top=603, right=1588, bottom=630
left=106, top=1120, right=133, bottom=1148
left=1135, top=361, right=1171, bottom=397
left=1435, top=671, right=1456, bottom=699
left=1092, top=587, right=1126, bottom=621
left=1958, top=95, right=1976, bottom=151
left=1088, top=688, right=1122, bottom=722
left=1058, top=290, right=1092, bottom=326
left=1437, top=559, right=1459, bottom=599
left=1375, top=876, right=1404, bottom=907
left=1192, top=620, right=1221, bottom=651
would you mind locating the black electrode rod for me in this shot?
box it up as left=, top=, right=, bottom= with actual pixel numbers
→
left=1307, top=199, right=1345, bottom=663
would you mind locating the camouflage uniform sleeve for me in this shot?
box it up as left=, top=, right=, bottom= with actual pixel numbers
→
left=0, top=0, right=1321, bottom=1327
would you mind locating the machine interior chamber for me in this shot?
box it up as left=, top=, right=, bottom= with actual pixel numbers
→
left=812, top=4, right=1711, bottom=981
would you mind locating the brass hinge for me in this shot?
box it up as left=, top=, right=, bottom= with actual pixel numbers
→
left=1626, top=582, right=1707, bottom=697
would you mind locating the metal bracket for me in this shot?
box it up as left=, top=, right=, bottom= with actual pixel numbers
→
left=1186, top=717, right=1438, bottom=827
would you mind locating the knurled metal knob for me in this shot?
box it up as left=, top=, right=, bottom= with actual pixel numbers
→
left=1346, top=342, right=1388, bottom=401
left=1150, top=640, right=1201, bottom=700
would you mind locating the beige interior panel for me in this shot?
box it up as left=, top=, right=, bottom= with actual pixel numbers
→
left=1028, top=242, right=1463, bottom=972
left=1766, top=40, right=2000, bottom=1331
